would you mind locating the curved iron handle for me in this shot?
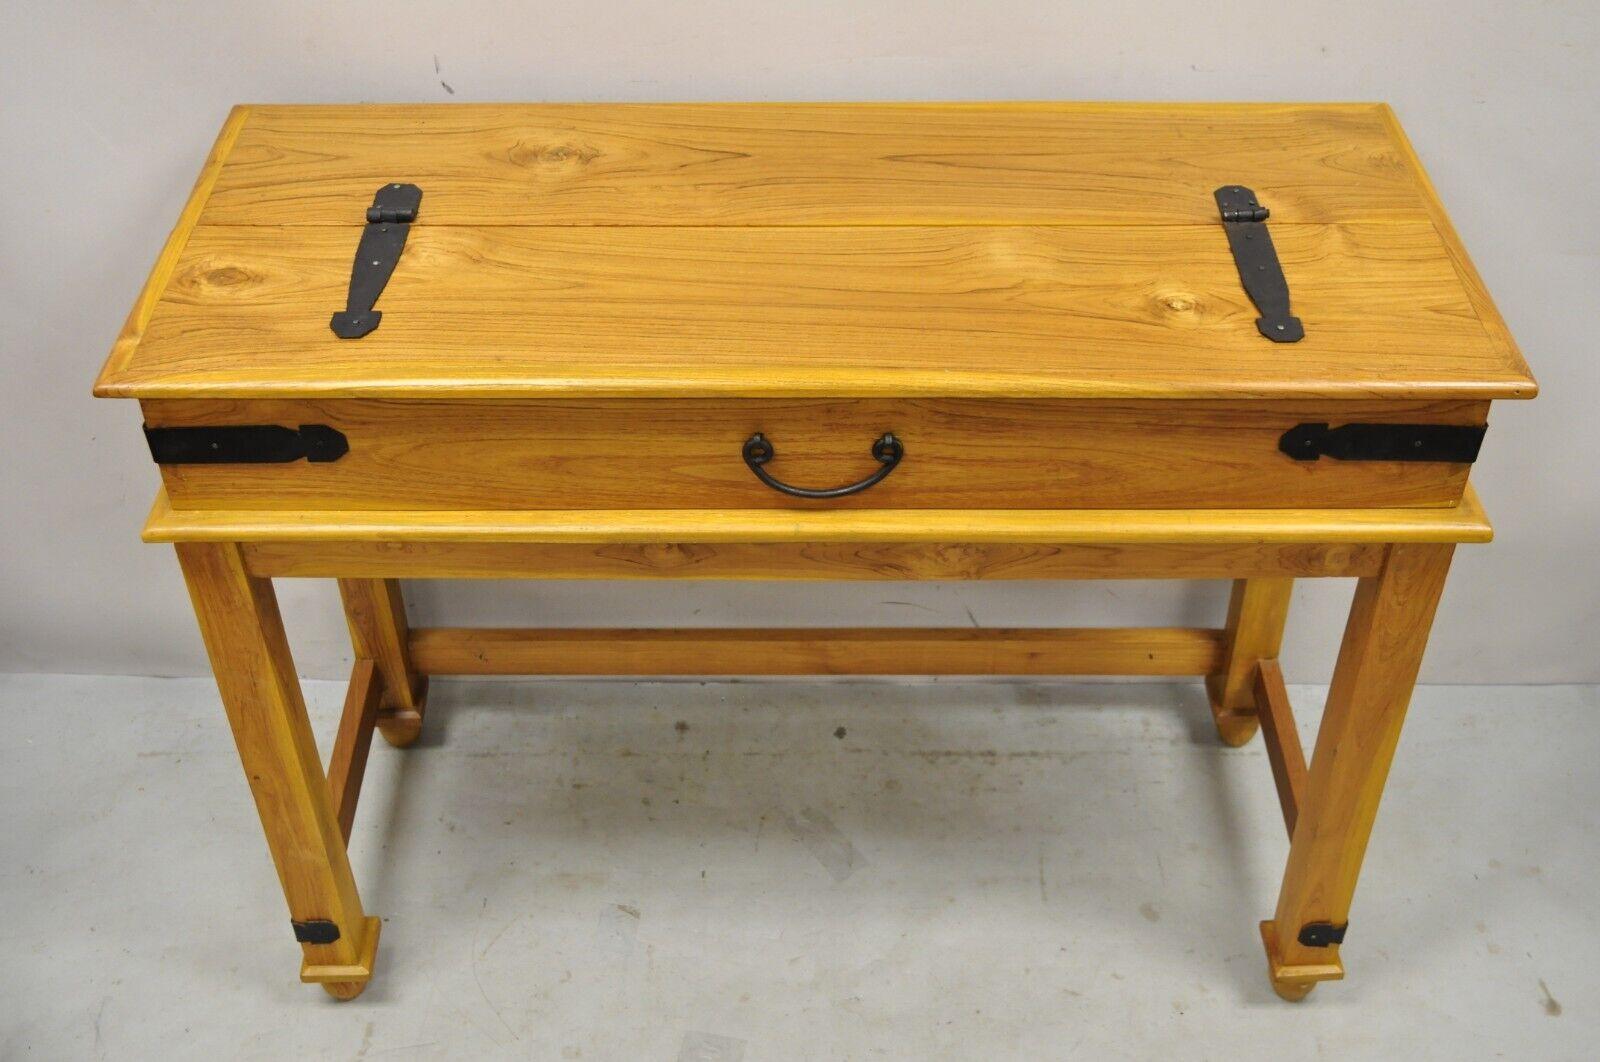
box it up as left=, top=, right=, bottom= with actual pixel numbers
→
left=742, top=432, right=903, bottom=499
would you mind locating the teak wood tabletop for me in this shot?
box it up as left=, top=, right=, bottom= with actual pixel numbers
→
left=95, top=102, right=1533, bottom=1001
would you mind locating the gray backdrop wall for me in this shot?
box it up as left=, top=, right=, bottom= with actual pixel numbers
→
left=4, top=1, right=1595, bottom=682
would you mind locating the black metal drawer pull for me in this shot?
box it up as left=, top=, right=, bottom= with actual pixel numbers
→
left=742, top=432, right=903, bottom=499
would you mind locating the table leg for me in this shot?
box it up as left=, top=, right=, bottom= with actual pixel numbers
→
left=176, top=542, right=381, bottom=1000
left=1260, top=543, right=1454, bottom=1000
left=338, top=578, right=427, bottom=747
left=1206, top=578, right=1293, bottom=745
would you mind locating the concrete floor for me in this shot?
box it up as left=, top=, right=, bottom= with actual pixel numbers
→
left=1, top=673, right=1594, bottom=1060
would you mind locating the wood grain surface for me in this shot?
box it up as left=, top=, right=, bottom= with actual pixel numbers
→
left=138, top=484, right=1496, bottom=545
left=1206, top=577, right=1295, bottom=746
left=173, top=540, right=376, bottom=986
left=405, top=626, right=1227, bottom=677
left=199, top=103, right=1431, bottom=228
left=1255, top=658, right=1309, bottom=837
left=144, top=397, right=1484, bottom=511
left=104, top=221, right=1529, bottom=400
left=94, top=103, right=1534, bottom=402
left=1266, top=542, right=1456, bottom=982
left=241, top=540, right=1386, bottom=581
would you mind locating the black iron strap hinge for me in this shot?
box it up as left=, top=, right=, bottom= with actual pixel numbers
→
left=1280, top=422, right=1487, bottom=463
left=1215, top=185, right=1303, bottom=343
left=1296, top=922, right=1348, bottom=948
left=144, top=424, right=349, bottom=464
left=330, top=183, right=422, bottom=339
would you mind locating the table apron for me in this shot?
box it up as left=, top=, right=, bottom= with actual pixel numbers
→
left=238, top=539, right=1388, bottom=580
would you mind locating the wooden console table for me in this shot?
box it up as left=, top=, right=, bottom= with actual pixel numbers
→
left=94, top=103, right=1534, bottom=1001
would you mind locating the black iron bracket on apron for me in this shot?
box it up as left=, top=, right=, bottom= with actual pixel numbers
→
left=1215, top=185, right=1303, bottom=342
left=144, top=424, right=349, bottom=464
left=330, top=183, right=422, bottom=339
left=1279, top=422, right=1487, bottom=463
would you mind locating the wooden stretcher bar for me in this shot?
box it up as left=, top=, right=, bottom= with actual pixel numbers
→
left=1255, top=659, right=1310, bottom=838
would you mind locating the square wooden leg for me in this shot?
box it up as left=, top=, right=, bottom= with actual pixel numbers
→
left=338, top=578, right=428, bottom=747
left=1206, top=578, right=1293, bottom=746
left=1262, top=543, right=1454, bottom=1000
left=177, top=542, right=380, bottom=1000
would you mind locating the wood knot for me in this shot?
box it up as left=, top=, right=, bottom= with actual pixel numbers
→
left=506, top=140, right=601, bottom=168
left=198, top=265, right=254, bottom=288
left=1369, top=151, right=1406, bottom=174
left=1156, top=291, right=1201, bottom=314
left=595, top=543, right=711, bottom=569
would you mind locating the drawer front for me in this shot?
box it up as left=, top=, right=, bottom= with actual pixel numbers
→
left=143, top=398, right=1484, bottom=511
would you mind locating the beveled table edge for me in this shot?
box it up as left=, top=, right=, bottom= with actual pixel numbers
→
left=141, top=485, right=1493, bottom=546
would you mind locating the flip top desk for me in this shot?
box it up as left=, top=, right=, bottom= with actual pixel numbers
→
left=94, top=103, right=1534, bottom=1001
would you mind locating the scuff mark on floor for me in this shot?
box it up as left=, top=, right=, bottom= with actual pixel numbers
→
left=1539, top=978, right=1563, bottom=1017
left=471, top=897, right=519, bottom=1043
left=788, top=807, right=864, bottom=883
left=678, top=1030, right=746, bottom=1061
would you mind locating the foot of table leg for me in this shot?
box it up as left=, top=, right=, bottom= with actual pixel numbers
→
left=1206, top=578, right=1293, bottom=746
left=338, top=578, right=427, bottom=747
left=1261, top=543, right=1454, bottom=999
left=1259, top=919, right=1339, bottom=1000
left=177, top=543, right=382, bottom=998
left=303, top=915, right=383, bottom=1000
left=1271, top=981, right=1316, bottom=1003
